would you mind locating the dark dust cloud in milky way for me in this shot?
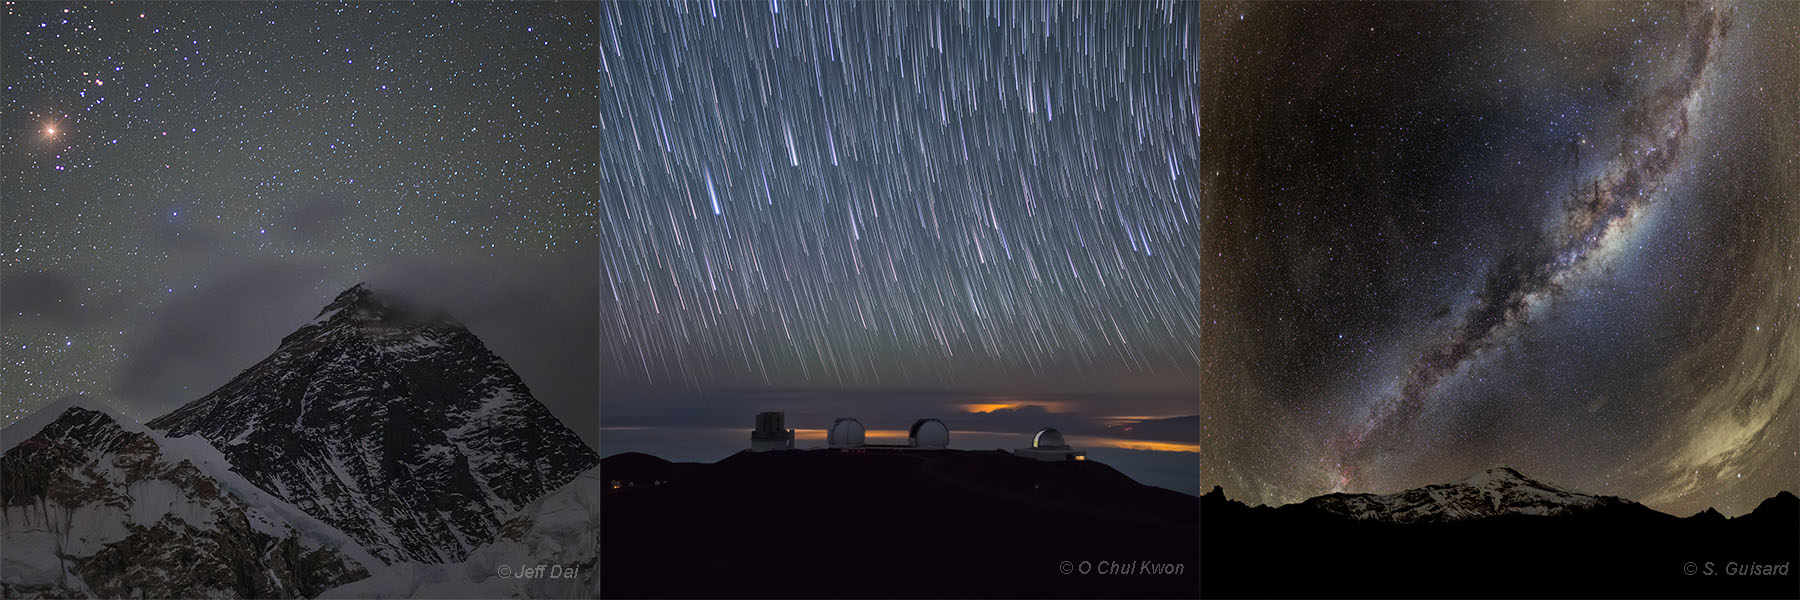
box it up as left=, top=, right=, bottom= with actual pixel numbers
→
left=1201, top=2, right=1799, bottom=516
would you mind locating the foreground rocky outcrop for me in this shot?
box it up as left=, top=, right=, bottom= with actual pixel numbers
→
left=1, top=399, right=379, bottom=598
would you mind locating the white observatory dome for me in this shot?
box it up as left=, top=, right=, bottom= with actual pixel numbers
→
left=1033, top=428, right=1068, bottom=449
left=828, top=418, right=866, bottom=448
left=908, top=418, right=949, bottom=449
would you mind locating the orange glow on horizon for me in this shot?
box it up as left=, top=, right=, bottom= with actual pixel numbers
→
left=960, top=397, right=1072, bottom=414
left=1097, top=415, right=1183, bottom=425
left=792, top=428, right=911, bottom=441
left=962, top=403, right=1024, bottom=414
left=1074, top=437, right=1199, bottom=453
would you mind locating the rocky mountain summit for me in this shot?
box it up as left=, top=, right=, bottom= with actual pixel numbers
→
left=147, top=283, right=599, bottom=564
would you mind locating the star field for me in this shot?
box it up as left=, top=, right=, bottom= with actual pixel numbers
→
left=1201, top=1, right=1798, bottom=517
left=15, top=0, right=1783, bottom=523
left=3, top=3, right=598, bottom=425
left=599, top=2, right=1201, bottom=393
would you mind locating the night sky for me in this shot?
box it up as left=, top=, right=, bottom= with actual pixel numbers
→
left=599, top=1, right=1201, bottom=401
left=2, top=3, right=599, bottom=448
left=1202, top=2, right=1798, bottom=516
left=22, top=0, right=1786, bottom=516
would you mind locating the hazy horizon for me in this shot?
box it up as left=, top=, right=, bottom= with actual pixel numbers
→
left=599, top=386, right=1199, bottom=495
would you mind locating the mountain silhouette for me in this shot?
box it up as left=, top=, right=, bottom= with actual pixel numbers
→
left=1202, top=468, right=1798, bottom=598
left=602, top=449, right=1197, bottom=598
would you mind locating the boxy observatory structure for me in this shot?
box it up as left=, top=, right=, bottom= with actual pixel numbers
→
left=750, top=411, right=796, bottom=452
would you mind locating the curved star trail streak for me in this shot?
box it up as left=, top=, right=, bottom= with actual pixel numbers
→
left=1324, top=3, right=1729, bottom=491
left=600, top=2, right=1200, bottom=393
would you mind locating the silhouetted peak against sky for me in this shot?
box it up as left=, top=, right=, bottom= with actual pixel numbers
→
left=306, top=283, right=460, bottom=333
left=315, top=282, right=378, bottom=316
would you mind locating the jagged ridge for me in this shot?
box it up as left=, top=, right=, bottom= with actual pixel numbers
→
left=147, top=283, right=598, bottom=565
left=1, top=400, right=377, bottom=598
left=1299, top=466, right=1634, bottom=523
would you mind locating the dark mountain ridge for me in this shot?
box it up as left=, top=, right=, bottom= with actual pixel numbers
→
left=602, top=448, right=1197, bottom=598
left=1202, top=468, right=1798, bottom=598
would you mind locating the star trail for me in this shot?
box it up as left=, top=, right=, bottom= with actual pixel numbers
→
left=599, top=2, right=1201, bottom=393
left=20, top=0, right=1784, bottom=526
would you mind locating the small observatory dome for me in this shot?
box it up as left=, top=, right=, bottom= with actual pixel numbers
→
left=1033, top=428, right=1068, bottom=449
left=828, top=418, right=866, bottom=448
left=908, top=418, right=950, bottom=449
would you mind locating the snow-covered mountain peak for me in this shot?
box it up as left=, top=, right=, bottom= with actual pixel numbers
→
left=1301, top=467, right=1628, bottom=524
left=293, top=283, right=461, bottom=341
left=1, top=396, right=141, bottom=454
left=329, top=281, right=374, bottom=304
left=1459, top=466, right=1543, bottom=488
left=148, top=286, right=598, bottom=565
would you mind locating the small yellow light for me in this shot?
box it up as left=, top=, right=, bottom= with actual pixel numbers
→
left=1075, top=455, right=1086, bottom=461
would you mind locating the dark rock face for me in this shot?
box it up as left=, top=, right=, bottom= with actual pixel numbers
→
left=147, top=284, right=599, bottom=565
left=2, top=406, right=370, bottom=598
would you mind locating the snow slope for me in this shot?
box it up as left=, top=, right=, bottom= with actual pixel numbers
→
left=320, top=466, right=600, bottom=599
left=1300, top=466, right=1630, bottom=523
left=1, top=399, right=383, bottom=598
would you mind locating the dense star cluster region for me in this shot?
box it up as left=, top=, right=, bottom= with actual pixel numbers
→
left=1201, top=2, right=1799, bottom=517
left=2, top=4, right=597, bottom=425
left=600, top=2, right=1201, bottom=393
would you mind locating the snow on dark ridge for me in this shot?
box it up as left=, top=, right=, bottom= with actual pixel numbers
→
left=282, top=282, right=462, bottom=349
left=1299, top=466, right=1630, bottom=524
left=2, top=402, right=381, bottom=598
left=1, top=395, right=136, bottom=453
left=147, top=283, right=599, bottom=565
